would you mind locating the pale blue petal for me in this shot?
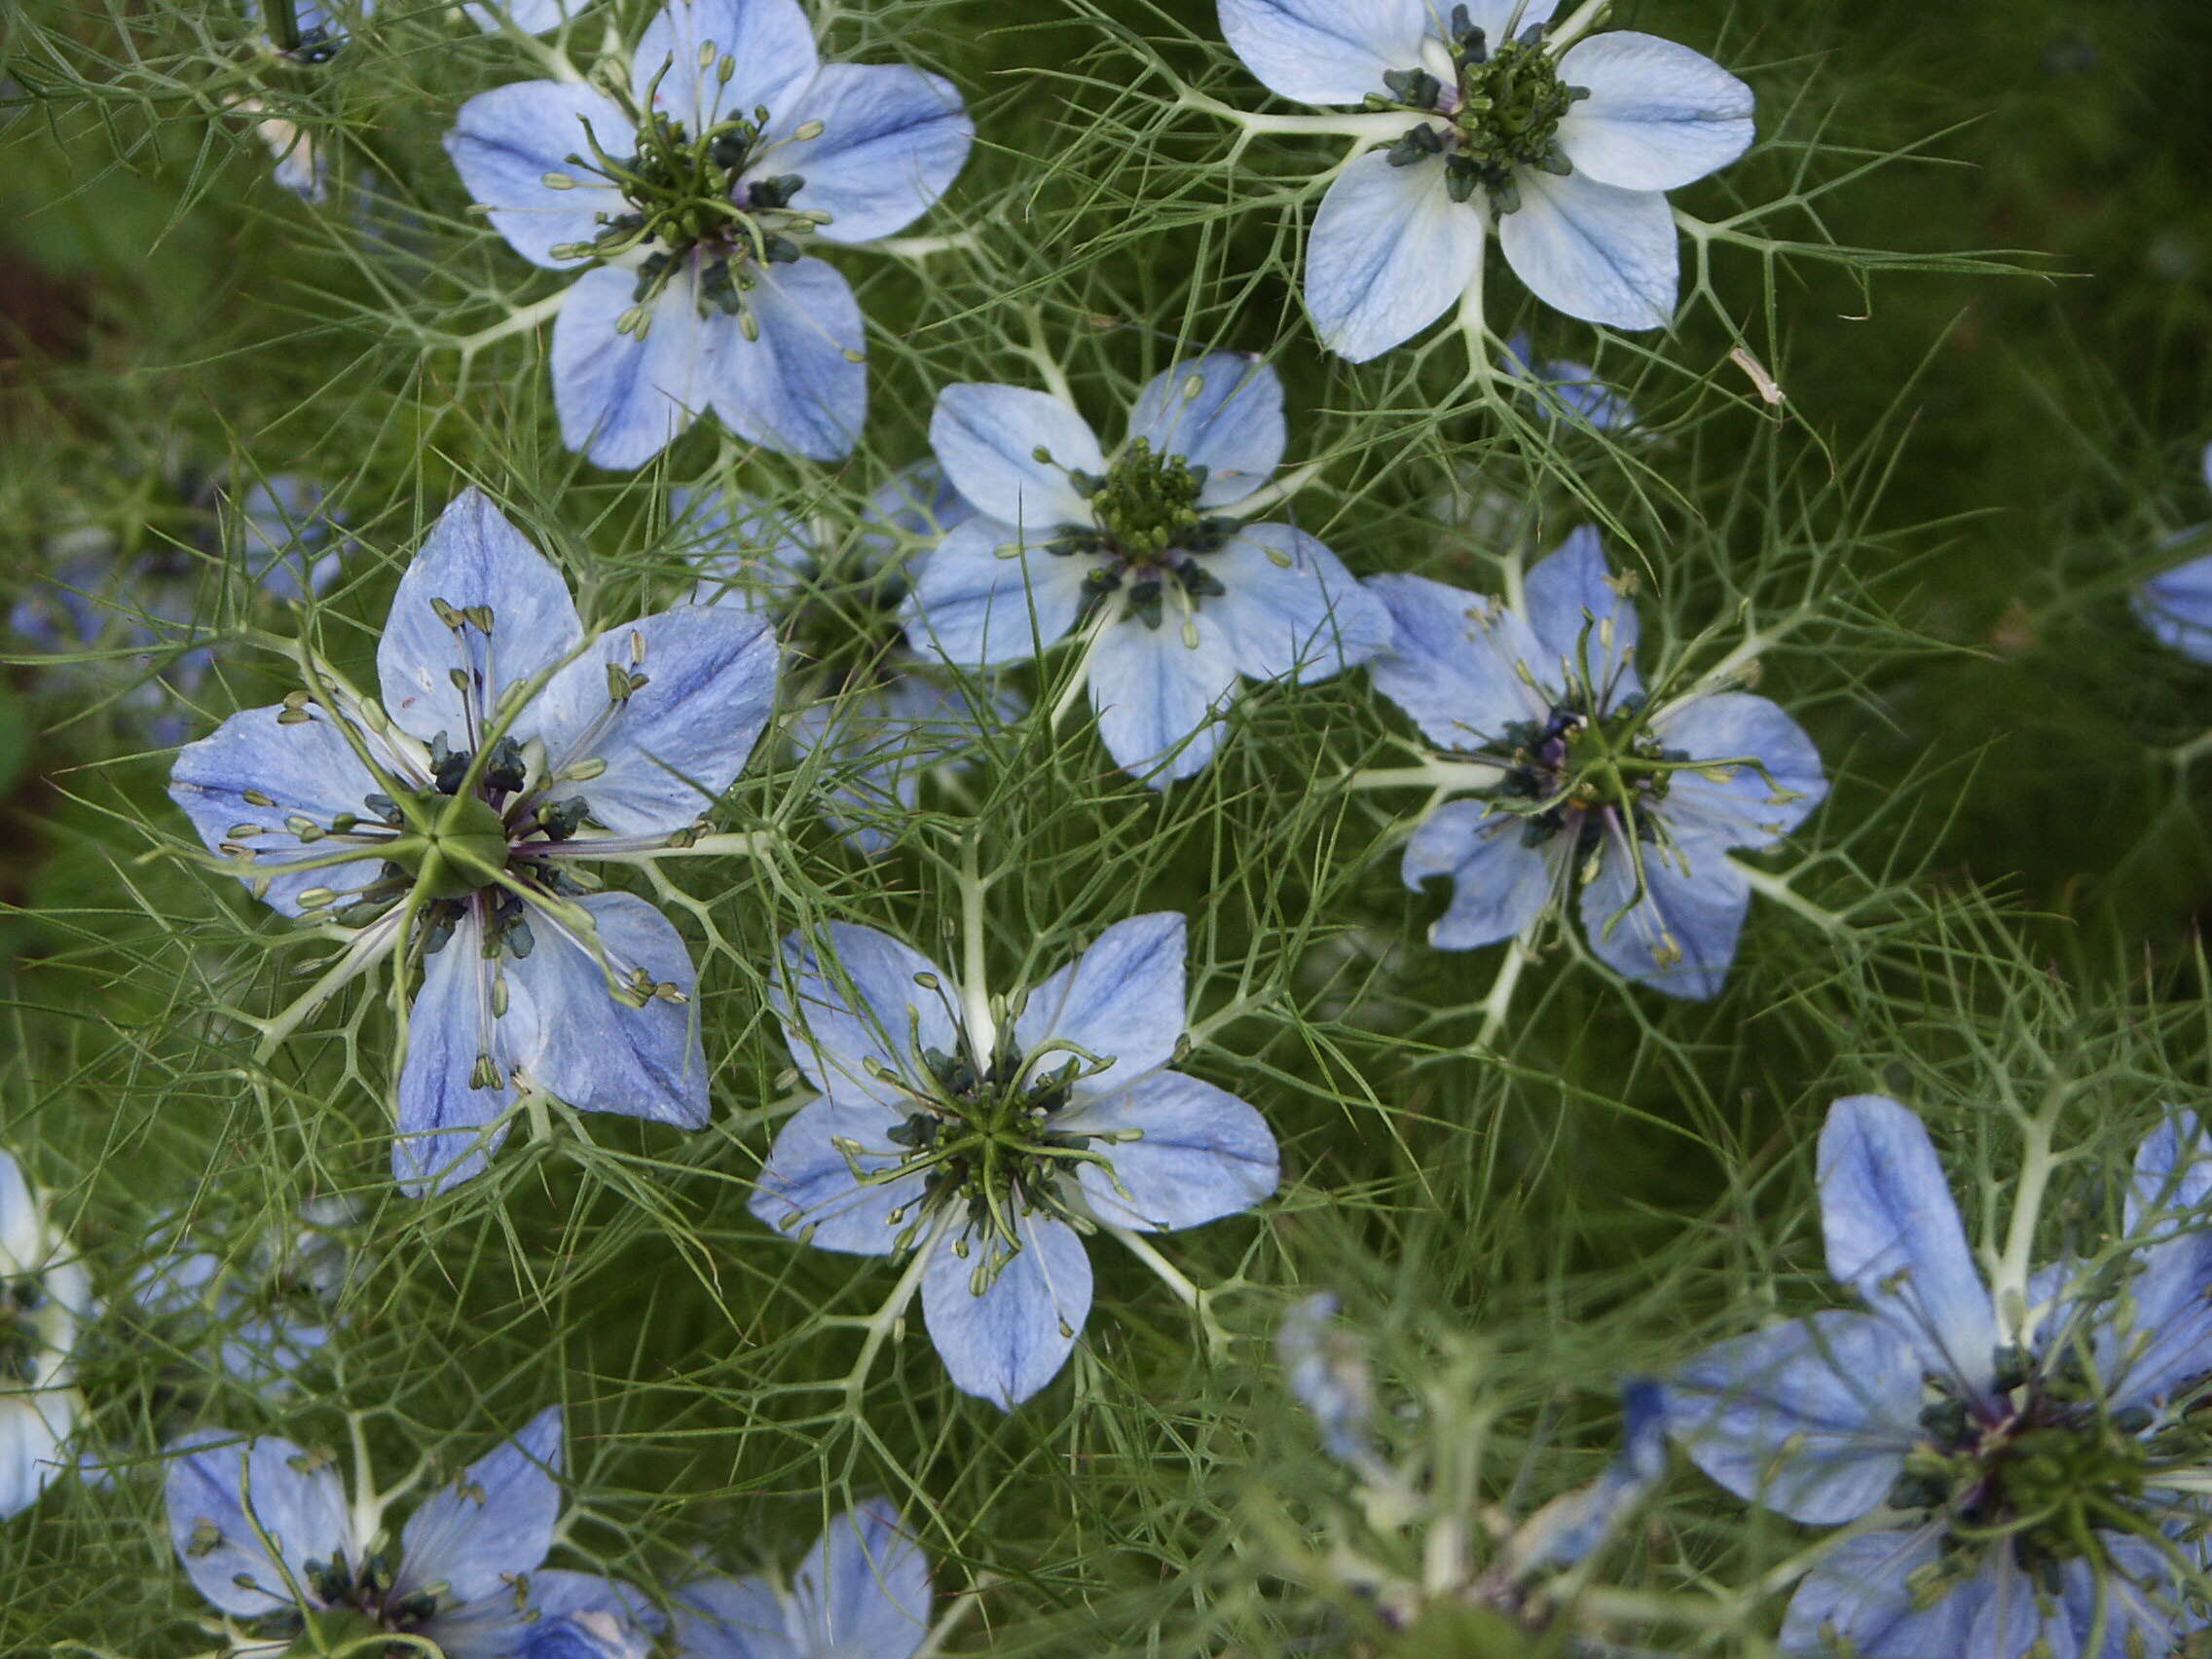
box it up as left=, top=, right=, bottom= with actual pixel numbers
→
left=772, top=924, right=961, bottom=1111
left=2066, top=1534, right=2189, bottom=1658
left=378, top=488, right=584, bottom=746
left=790, top=674, right=1015, bottom=856
left=394, top=907, right=521, bottom=1196
left=901, top=519, right=1092, bottom=667
left=1276, top=1293, right=1373, bottom=1461
left=790, top=1500, right=932, bottom=1659
left=1521, top=526, right=1641, bottom=699
left=1819, top=1093, right=2000, bottom=1398
left=1307, top=150, right=1484, bottom=363
left=1215, top=0, right=1429, bottom=105
left=233, top=475, right=346, bottom=603
left=1554, top=32, right=1754, bottom=193
left=860, top=461, right=977, bottom=569
left=763, top=64, right=971, bottom=244
left=1577, top=826, right=1747, bottom=999
left=1511, top=1377, right=1665, bottom=1570
left=164, top=1430, right=352, bottom=1617
left=1208, top=525, right=1392, bottom=684
left=1497, top=168, right=1677, bottom=330
left=1779, top=1526, right=1987, bottom=1658
left=1056, top=1071, right=1278, bottom=1233
left=396, top=1407, right=562, bottom=1604
left=1969, top=1550, right=2079, bottom=1659
left=631, top=0, right=818, bottom=133
left=1014, top=912, right=1186, bottom=1083
left=463, top=0, right=593, bottom=33
left=1126, top=353, right=1285, bottom=506
left=0, top=1150, right=47, bottom=1278
left=1087, top=609, right=1242, bottom=783
left=2125, top=1112, right=2212, bottom=1235
left=1648, top=692, right=1827, bottom=851
left=1363, top=571, right=1549, bottom=748
left=675, top=488, right=815, bottom=615
left=1503, top=335, right=1637, bottom=429
left=509, top=893, right=710, bottom=1129
left=1661, top=1309, right=1920, bottom=1525
left=675, top=1570, right=793, bottom=1659
left=445, top=82, right=631, bottom=269
left=1456, top=0, right=1558, bottom=37
left=706, top=257, right=866, bottom=461
left=2134, top=549, right=2212, bottom=664
left=529, top=605, right=779, bottom=837
left=551, top=264, right=720, bottom=470
left=431, top=1571, right=666, bottom=1659
left=0, top=1393, right=75, bottom=1524
left=167, top=705, right=392, bottom=917
left=748, top=1094, right=926, bottom=1255
left=2098, top=1227, right=2212, bottom=1413
left=1401, top=799, right=1556, bottom=949
left=928, top=384, right=1101, bottom=528
left=920, top=1211, right=1092, bottom=1408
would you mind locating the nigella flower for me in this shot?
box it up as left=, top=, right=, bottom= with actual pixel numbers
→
left=166, top=489, right=779, bottom=1194
left=0, top=1148, right=92, bottom=1522
left=902, top=351, right=1392, bottom=784
left=446, top=0, right=973, bottom=467
left=1660, top=1096, right=2212, bottom=1656
left=226, top=474, right=350, bottom=602
left=1277, top=1292, right=1377, bottom=1464
left=676, top=1500, right=931, bottom=1659
left=2135, top=441, right=2212, bottom=662
left=686, top=467, right=1014, bottom=856
left=1501, top=332, right=1635, bottom=431
left=129, top=1197, right=361, bottom=1394
left=1216, top=0, right=1754, bottom=357
left=1365, top=528, right=1826, bottom=998
left=166, top=1407, right=658, bottom=1654
left=750, top=912, right=1279, bottom=1406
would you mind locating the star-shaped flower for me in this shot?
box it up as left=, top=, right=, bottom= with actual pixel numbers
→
left=750, top=913, right=1278, bottom=1406
left=675, top=1499, right=931, bottom=1659
left=167, top=488, right=779, bottom=1193
left=447, top=0, right=972, bottom=467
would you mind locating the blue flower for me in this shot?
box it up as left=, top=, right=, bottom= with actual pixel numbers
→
left=228, top=473, right=350, bottom=604
left=129, top=1197, right=361, bottom=1394
left=1501, top=332, right=1636, bottom=431
left=1364, top=529, right=1826, bottom=999
left=166, top=489, right=780, bottom=1194
left=446, top=0, right=973, bottom=468
left=686, top=467, right=1014, bottom=856
left=1658, top=1095, right=2212, bottom=1657
left=675, top=1499, right=931, bottom=1659
left=902, top=352, right=1392, bottom=784
left=750, top=913, right=1279, bottom=1407
left=165, top=1407, right=660, bottom=1654
left=2136, top=441, right=2212, bottom=663
left=0, top=1147, right=92, bottom=1522
left=1277, top=1292, right=1377, bottom=1463
left=1215, top=0, right=1754, bottom=357
left=1504, top=1378, right=1666, bottom=1576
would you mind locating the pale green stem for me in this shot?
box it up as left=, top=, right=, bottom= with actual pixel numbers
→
left=1546, top=0, right=1611, bottom=52
left=842, top=1214, right=951, bottom=1399
left=1106, top=1224, right=1229, bottom=1357
left=1728, top=859, right=1848, bottom=936
left=1472, top=932, right=1533, bottom=1051
left=1048, top=603, right=1119, bottom=729
left=1175, top=90, right=1410, bottom=144
left=1346, top=756, right=1505, bottom=793
left=957, top=838, right=997, bottom=1059
left=250, top=909, right=407, bottom=1062
left=1992, top=1092, right=2066, bottom=1346
left=1223, top=460, right=1324, bottom=520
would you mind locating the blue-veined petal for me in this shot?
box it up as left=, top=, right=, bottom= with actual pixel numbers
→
left=1014, top=913, right=1186, bottom=1084
left=530, top=604, right=779, bottom=837
left=673, top=1569, right=793, bottom=1659
left=762, top=63, right=971, bottom=245
left=1819, top=1093, right=2000, bottom=1398
left=508, top=893, right=710, bottom=1129
left=1056, top=1071, right=1278, bottom=1233
left=929, top=384, right=1102, bottom=528
left=164, top=1430, right=353, bottom=1617
left=1207, top=523, right=1392, bottom=684
left=1306, top=149, right=1484, bottom=363
left=1521, top=526, right=1641, bottom=699
left=2125, top=1112, right=2212, bottom=1236
left=675, top=487, right=815, bottom=615
left=1455, top=0, right=1559, bottom=38
left=395, top=1407, right=562, bottom=1605
left=1126, top=353, right=1285, bottom=506
left=446, top=82, right=632, bottom=269
left=1778, top=1525, right=1988, bottom=1657
left=772, top=924, right=961, bottom=1112
left=2135, top=547, right=2212, bottom=665
left=0, top=1390, right=78, bottom=1523
left=920, top=1211, right=1092, bottom=1408
left=705, top=256, right=866, bottom=462
left=463, top=0, right=591, bottom=32
left=1577, top=824, right=1748, bottom=999
left=1497, top=168, right=1676, bottom=331
left=1086, top=608, right=1242, bottom=784
left=789, top=1500, right=932, bottom=1659
left=431, top=1570, right=666, bottom=1659
left=748, top=1094, right=927, bottom=1256
left=1363, top=571, right=1549, bottom=748
left=1401, top=800, right=1556, bottom=950
left=551, top=264, right=722, bottom=470
left=1968, top=1549, right=2080, bottom=1659
left=168, top=706, right=394, bottom=917
left=901, top=519, right=1092, bottom=667
left=1215, top=0, right=1430, bottom=106
left=1554, top=32, right=1754, bottom=193
left=631, top=0, right=819, bottom=133
left=379, top=488, right=584, bottom=746
left=1661, top=1309, right=1920, bottom=1526
left=394, top=905, right=521, bottom=1196
left=1648, top=692, right=1827, bottom=852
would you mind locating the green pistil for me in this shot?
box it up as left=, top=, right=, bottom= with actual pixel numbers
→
left=384, top=790, right=509, bottom=901
left=1493, top=698, right=1686, bottom=846
left=1080, top=439, right=1208, bottom=561
left=1378, top=7, right=1588, bottom=215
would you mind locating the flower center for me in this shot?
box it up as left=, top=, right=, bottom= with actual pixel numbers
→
left=382, top=788, right=512, bottom=901
left=1491, top=696, right=1684, bottom=850
left=1048, top=440, right=1243, bottom=634
left=553, top=100, right=822, bottom=329
left=1380, top=8, right=1587, bottom=215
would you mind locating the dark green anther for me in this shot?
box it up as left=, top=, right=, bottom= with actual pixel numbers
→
left=1382, top=67, right=1443, bottom=110
left=1128, top=579, right=1164, bottom=632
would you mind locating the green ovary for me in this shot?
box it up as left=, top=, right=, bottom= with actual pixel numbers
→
left=1089, top=440, right=1205, bottom=562
left=387, top=791, right=509, bottom=900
